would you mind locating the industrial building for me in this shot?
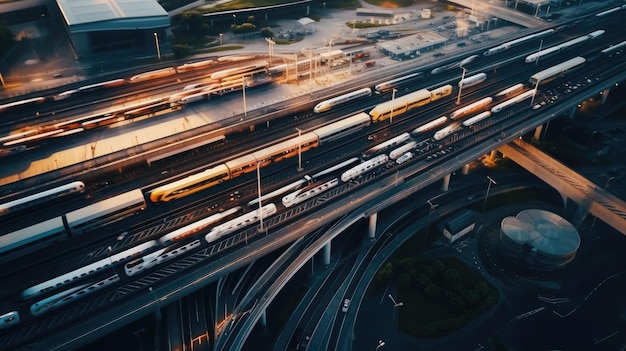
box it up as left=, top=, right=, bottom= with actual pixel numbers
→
left=375, top=31, right=447, bottom=60
left=57, top=0, right=170, bottom=57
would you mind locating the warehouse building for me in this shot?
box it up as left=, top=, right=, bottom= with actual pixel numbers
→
left=376, top=31, right=447, bottom=60
left=57, top=0, right=170, bottom=57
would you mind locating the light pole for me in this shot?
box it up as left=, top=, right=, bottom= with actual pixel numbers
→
left=586, top=130, right=598, bottom=148
left=148, top=287, right=162, bottom=321
left=107, top=246, right=117, bottom=276
left=426, top=199, right=439, bottom=247
left=390, top=88, right=397, bottom=124
left=219, top=33, right=223, bottom=45
left=296, top=128, right=303, bottom=171
left=322, top=2, right=326, bottom=11
left=242, top=75, right=247, bottom=118
left=153, top=32, right=161, bottom=61
left=265, top=37, right=275, bottom=63
left=530, top=78, right=540, bottom=106
left=256, top=161, right=264, bottom=233
left=456, top=66, right=467, bottom=105
left=233, top=14, right=237, bottom=25
left=482, top=176, right=497, bottom=212
left=535, top=39, right=543, bottom=66
left=388, top=294, right=403, bottom=328
left=376, top=340, right=385, bottom=350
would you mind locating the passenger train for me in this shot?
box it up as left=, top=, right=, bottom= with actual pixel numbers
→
left=0, top=181, right=85, bottom=215
left=524, top=30, right=605, bottom=63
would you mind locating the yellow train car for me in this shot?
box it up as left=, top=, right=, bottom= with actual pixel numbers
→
left=150, top=164, right=230, bottom=202
left=429, top=84, right=453, bottom=102
left=251, top=132, right=320, bottom=168
left=369, top=89, right=431, bottom=122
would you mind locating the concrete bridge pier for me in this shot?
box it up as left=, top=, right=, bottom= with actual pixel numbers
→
left=533, top=124, right=543, bottom=141
left=441, top=173, right=451, bottom=191
left=368, top=212, right=378, bottom=239
left=568, top=104, right=577, bottom=119
left=462, top=164, right=470, bottom=175
left=323, top=242, right=331, bottom=266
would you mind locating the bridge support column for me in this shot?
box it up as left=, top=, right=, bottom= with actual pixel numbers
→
left=533, top=124, right=543, bottom=141
left=462, top=164, right=470, bottom=175
left=323, top=243, right=331, bottom=266
left=368, top=212, right=378, bottom=239
left=489, top=150, right=497, bottom=161
left=601, top=88, right=611, bottom=103
left=573, top=194, right=593, bottom=227
left=441, top=174, right=451, bottom=191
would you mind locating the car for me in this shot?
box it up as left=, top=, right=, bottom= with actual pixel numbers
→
left=533, top=104, right=542, bottom=110
left=396, top=152, right=414, bottom=165
left=433, top=52, right=445, bottom=57
left=342, top=298, right=351, bottom=312
left=457, top=41, right=466, bottom=47
left=117, top=231, right=129, bottom=241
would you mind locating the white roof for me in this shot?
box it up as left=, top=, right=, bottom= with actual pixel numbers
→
left=57, top=0, right=170, bottom=32
left=298, top=17, right=315, bottom=26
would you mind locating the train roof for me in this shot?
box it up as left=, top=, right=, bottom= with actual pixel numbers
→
left=65, top=189, right=145, bottom=226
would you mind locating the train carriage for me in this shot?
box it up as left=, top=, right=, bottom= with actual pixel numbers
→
left=369, top=89, right=431, bottom=122
left=0, top=181, right=85, bottom=215
left=312, top=112, right=371, bottom=144
left=150, top=164, right=230, bottom=202
left=0, top=217, right=67, bottom=261
left=250, top=132, right=319, bottom=169
left=66, top=189, right=146, bottom=234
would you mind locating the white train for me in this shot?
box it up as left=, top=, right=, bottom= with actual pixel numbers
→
left=462, top=111, right=491, bottom=127
left=125, top=240, right=202, bottom=276
left=282, top=178, right=339, bottom=207
left=411, top=116, right=448, bottom=135
left=362, top=133, right=411, bottom=158
left=483, top=29, right=554, bottom=56
left=21, top=240, right=158, bottom=300
left=495, top=83, right=525, bottom=99
left=450, top=97, right=493, bottom=120
left=30, top=275, right=119, bottom=317
left=389, top=141, right=417, bottom=160
left=434, top=123, right=462, bottom=141
left=525, top=30, right=605, bottom=63
left=159, top=207, right=241, bottom=245
left=314, top=88, right=372, bottom=113
left=374, top=72, right=422, bottom=93
left=205, top=204, right=277, bottom=243
left=341, top=154, right=389, bottom=182
left=129, top=67, right=177, bottom=83
left=491, top=89, right=536, bottom=113
left=0, top=311, right=20, bottom=329
left=0, top=181, right=85, bottom=215
left=458, top=72, right=487, bottom=88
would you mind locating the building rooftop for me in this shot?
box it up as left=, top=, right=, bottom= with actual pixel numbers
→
left=57, top=0, right=169, bottom=32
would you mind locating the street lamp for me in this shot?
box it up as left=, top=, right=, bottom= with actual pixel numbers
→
left=535, top=39, right=543, bottom=66
left=233, top=14, right=237, bottom=25
left=242, top=75, right=247, bottom=118
left=219, top=33, right=223, bottom=45
left=148, top=287, right=162, bottom=321
left=482, top=176, right=497, bottom=212
left=426, top=199, right=439, bottom=246
left=388, top=294, right=403, bottom=308
left=322, top=2, right=326, bottom=11
left=456, top=66, right=467, bottom=105
left=106, top=246, right=117, bottom=276
left=153, top=32, right=161, bottom=61
left=388, top=293, right=403, bottom=328
left=390, top=88, right=397, bottom=124
left=296, top=128, right=303, bottom=171
left=376, top=340, right=385, bottom=350
left=265, top=37, right=275, bottom=63
left=256, top=161, right=264, bottom=233
left=586, top=130, right=598, bottom=148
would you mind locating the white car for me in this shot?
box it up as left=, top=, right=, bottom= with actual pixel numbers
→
left=342, top=299, right=351, bottom=312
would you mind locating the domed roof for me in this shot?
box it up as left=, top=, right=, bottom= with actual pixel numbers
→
left=501, top=209, right=580, bottom=256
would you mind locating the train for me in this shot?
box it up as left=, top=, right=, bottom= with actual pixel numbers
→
left=529, top=56, right=586, bottom=86
left=313, top=88, right=372, bottom=113
left=600, top=40, right=626, bottom=58
left=369, top=85, right=452, bottom=122
left=524, top=30, right=605, bottom=63
left=483, top=29, right=554, bottom=56
left=0, top=181, right=85, bottom=216
left=151, top=83, right=452, bottom=203
left=458, top=73, right=487, bottom=88
left=374, top=72, right=423, bottom=93
left=1, top=189, right=146, bottom=263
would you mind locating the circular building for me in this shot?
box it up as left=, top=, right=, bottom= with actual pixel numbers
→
left=500, top=209, right=580, bottom=270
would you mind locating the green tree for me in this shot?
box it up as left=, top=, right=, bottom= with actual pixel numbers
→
left=260, top=27, right=274, bottom=38
left=171, top=44, right=192, bottom=58
left=232, top=23, right=257, bottom=35
left=180, top=10, right=204, bottom=33
left=247, top=15, right=256, bottom=24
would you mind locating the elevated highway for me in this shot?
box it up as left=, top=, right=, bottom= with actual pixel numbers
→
left=499, top=139, right=626, bottom=235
